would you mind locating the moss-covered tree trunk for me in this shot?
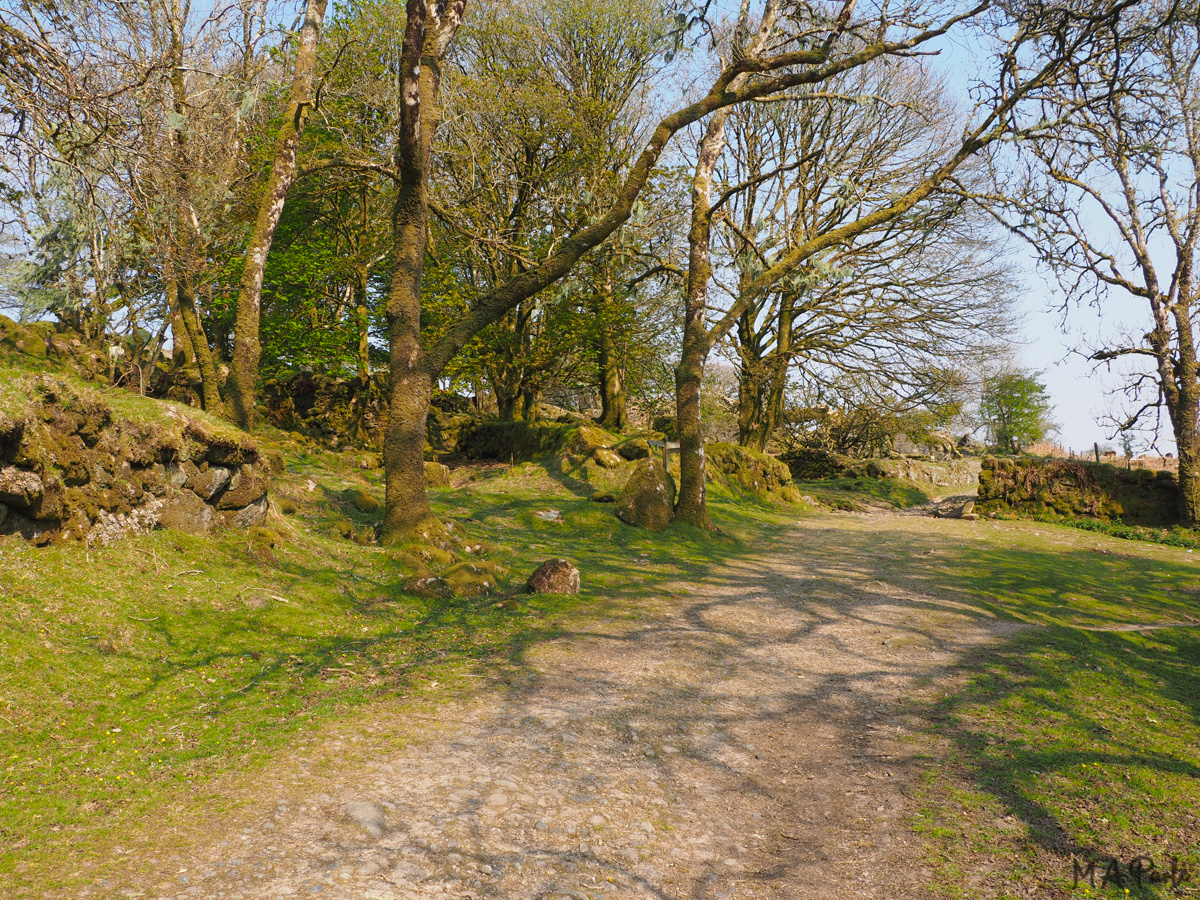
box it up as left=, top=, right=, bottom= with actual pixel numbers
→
left=674, top=108, right=731, bottom=530
left=1171, top=298, right=1200, bottom=525
left=228, top=0, right=328, bottom=430
left=597, top=322, right=628, bottom=432
left=380, top=0, right=463, bottom=543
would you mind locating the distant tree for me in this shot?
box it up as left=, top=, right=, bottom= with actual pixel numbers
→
left=978, top=370, right=1055, bottom=451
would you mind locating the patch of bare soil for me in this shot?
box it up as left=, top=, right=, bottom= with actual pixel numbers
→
left=91, top=513, right=1019, bottom=900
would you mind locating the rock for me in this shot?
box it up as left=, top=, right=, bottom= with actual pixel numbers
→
left=591, top=447, right=624, bottom=469
left=568, top=426, right=613, bottom=457
left=403, top=576, right=453, bottom=599
left=342, top=801, right=386, bottom=839
left=264, top=449, right=286, bottom=474
left=615, top=459, right=675, bottom=531
left=533, top=508, right=563, bottom=523
left=961, top=512, right=979, bottom=521
left=589, top=490, right=617, bottom=503
left=617, top=437, right=651, bottom=461
left=424, top=461, right=451, bottom=487
left=186, top=466, right=232, bottom=501
left=157, top=490, right=217, bottom=534
left=0, top=466, right=45, bottom=512
left=960, top=500, right=976, bottom=516
left=215, top=464, right=270, bottom=510
left=443, top=561, right=497, bottom=598
left=527, top=559, right=580, bottom=595
left=343, top=486, right=381, bottom=514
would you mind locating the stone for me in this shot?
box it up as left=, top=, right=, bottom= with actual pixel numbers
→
left=187, top=466, right=232, bottom=501
left=527, top=559, right=581, bottom=595
left=960, top=500, right=975, bottom=516
left=228, top=495, right=269, bottom=528
left=615, top=459, right=675, bottom=531
left=0, top=466, right=45, bottom=512
left=157, top=490, right=217, bottom=534
left=589, top=490, right=617, bottom=503
left=591, top=448, right=624, bottom=469
left=342, top=802, right=386, bottom=839
left=264, top=449, right=286, bottom=474
left=343, top=486, right=381, bottom=514
left=617, top=437, right=651, bottom=461
left=403, top=576, right=453, bottom=599
left=424, top=461, right=451, bottom=487
left=216, top=464, right=270, bottom=510
left=443, top=562, right=497, bottom=598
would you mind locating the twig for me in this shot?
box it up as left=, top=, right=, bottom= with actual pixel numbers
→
left=129, top=615, right=159, bottom=622
left=172, top=569, right=202, bottom=578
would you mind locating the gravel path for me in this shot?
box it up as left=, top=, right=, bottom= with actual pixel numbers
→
left=103, top=513, right=1015, bottom=900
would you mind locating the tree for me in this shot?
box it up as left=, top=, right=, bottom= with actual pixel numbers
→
left=713, top=61, right=1014, bottom=454
left=977, top=1, right=1200, bottom=521
left=227, top=0, right=329, bottom=430
left=669, top=0, right=1136, bottom=529
left=978, top=369, right=1055, bottom=450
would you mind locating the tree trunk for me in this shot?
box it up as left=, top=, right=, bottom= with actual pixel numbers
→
left=176, top=276, right=222, bottom=411
left=674, top=106, right=733, bottom=529
left=228, top=0, right=328, bottom=430
left=596, top=324, right=628, bottom=432
left=1171, top=297, right=1200, bottom=526
left=520, top=386, right=541, bottom=422
left=380, top=0, right=463, bottom=543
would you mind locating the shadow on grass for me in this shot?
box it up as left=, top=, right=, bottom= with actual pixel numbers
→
left=820, top=521, right=1200, bottom=897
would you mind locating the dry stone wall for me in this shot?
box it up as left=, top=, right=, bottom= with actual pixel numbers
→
left=0, top=377, right=271, bottom=546
left=977, top=456, right=1179, bottom=525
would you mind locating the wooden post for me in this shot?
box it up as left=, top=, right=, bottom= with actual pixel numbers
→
left=1094, top=442, right=1101, bottom=462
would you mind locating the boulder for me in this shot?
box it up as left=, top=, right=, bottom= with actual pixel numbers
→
left=424, top=461, right=451, bottom=487
left=0, top=466, right=45, bottom=511
left=591, top=447, right=624, bottom=469
left=215, top=464, right=270, bottom=510
left=615, top=459, right=675, bottom=532
left=403, top=575, right=453, bottom=599
left=443, top=561, right=498, bottom=598
left=157, top=490, right=217, bottom=534
left=186, top=465, right=232, bottom=501
left=527, top=558, right=581, bottom=595
left=568, top=425, right=613, bottom=457
left=342, top=801, right=387, bottom=840
left=227, top=495, right=269, bottom=528
left=589, top=490, right=617, bottom=503
left=343, top=486, right=382, bottom=514
left=617, top=437, right=651, bottom=461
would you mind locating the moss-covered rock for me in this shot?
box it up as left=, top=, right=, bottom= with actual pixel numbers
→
left=615, top=459, right=675, bottom=531
left=424, top=461, right=451, bottom=486
left=591, top=447, right=624, bottom=469
left=706, top=443, right=798, bottom=502
left=343, top=486, right=381, bottom=514
left=443, top=561, right=499, bottom=598
left=977, top=456, right=1178, bottom=525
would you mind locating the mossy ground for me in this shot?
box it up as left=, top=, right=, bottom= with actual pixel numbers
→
left=794, top=474, right=933, bottom=509
left=878, top=519, right=1200, bottom=898
left=1, top=376, right=1198, bottom=897
left=0, top=389, right=800, bottom=895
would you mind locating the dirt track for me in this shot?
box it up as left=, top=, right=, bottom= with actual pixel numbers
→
left=102, top=512, right=1017, bottom=900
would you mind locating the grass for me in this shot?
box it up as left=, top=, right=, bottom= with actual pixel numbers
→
left=2, top=372, right=1198, bottom=897
left=794, top=474, right=932, bottom=509
left=0, top=393, right=801, bottom=897
left=863, top=520, right=1200, bottom=898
